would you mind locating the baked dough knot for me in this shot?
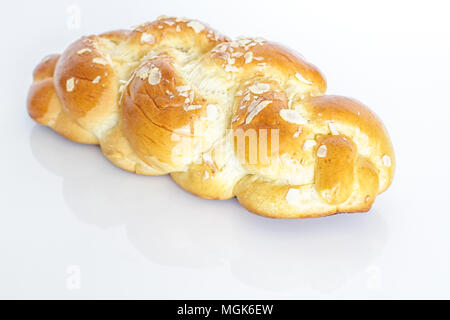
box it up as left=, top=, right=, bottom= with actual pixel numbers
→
left=27, top=16, right=395, bottom=218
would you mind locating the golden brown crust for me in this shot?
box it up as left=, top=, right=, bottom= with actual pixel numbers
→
left=27, top=78, right=59, bottom=123
left=27, top=54, right=98, bottom=144
left=32, top=54, right=60, bottom=81
left=121, top=54, right=208, bottom=170
left=302, top=95, right=395, bottom=193
left=210, top=40, right=327, bottom=95
left=26, top=16, right=395, bottom=218
left=314, top=135, right=357, bottom=205
left=170, top=165, right=235, bottom=200
left=53, top=36, right=119, bottom=133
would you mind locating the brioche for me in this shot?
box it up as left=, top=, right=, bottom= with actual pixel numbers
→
left=27, top=16, right=395, bottom=218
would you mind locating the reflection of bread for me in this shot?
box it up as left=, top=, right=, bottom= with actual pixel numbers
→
left=30, top=125, right=388, bottom=290
left=27, top=16, right=395, bottom=218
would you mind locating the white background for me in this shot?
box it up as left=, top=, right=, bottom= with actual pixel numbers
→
left=1, top=0, right=449, bottom=299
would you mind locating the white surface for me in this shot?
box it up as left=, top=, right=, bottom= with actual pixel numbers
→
left=1, top=0, right=449, bottom=299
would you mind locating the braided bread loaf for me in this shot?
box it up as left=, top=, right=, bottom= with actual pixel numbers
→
left=27, top=16, right=395, bottom=218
